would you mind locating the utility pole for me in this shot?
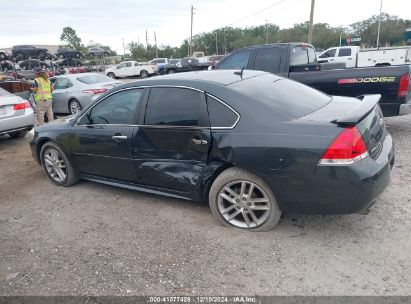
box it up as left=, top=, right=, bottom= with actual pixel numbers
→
left=122, top=37, right=125, bottom=59
left=215, top=32, right=218, bottom=55
left=339, top=27, right=343, bottom=46
left=223, top=28, right=227, bottom=54
left=190, top=5, right=194, bottom=56
left=376, top=0, right=383, bottom=49
left=307, top=0, right=315, bottom=44
left=154, top=31, right=159, bottom=58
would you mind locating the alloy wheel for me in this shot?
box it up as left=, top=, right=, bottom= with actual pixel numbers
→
left=43, top=148, right=67, bottom=183
left=69, top=100, right=82, bottom=114
left=217, top=180, right=270, bottom=228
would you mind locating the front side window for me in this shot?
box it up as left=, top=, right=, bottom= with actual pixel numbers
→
left=145, top=88, right=203, bottom=127
left=117, top=63, right=126, bottom=69
left=338, top=48, right=352, bottom=57
left=78, top=89, right=143, bottom=125
left=319, top=49, right=336, bottom=58
left=291, top=46, right=317, bottom=65
left=217, top=50, right=251, bottom=70
left=125, top=62, right=132, bottom=67
left=253, top=47, right=281, bottom=73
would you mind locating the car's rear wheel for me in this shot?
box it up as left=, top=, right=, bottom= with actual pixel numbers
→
left=89, top=53, right=94, bottom=57
left=209, top=167, right=282, bottom=231
left=8, top=130, right=27, bottom=138
left=0, top=53, right=6, bottom=60
left=140, top=70, right=149, bottom=78
left=69, top=99, right=82, bottom=114
left=59, top=54, right=65, bottom=59
left=75, top=53, right=80, bottom=58
left=107, top=72, right=116, bottom=79
left=40, top=142, right=79, bottom=186
left=167, top=69, right=176, bottom=74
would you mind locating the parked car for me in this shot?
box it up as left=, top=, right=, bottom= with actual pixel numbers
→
left=163, top=58, right=211, bottom=74
left=149, top=58, right=170, bottom=65
left=56, top=47, right=83, bottom=59
left=215, top=42, right=411, bottom=117
left=19, top=59, right=49, bottom=70
left=49, top=73, right=121, bottom=115
left=105, top=61, right=158, bottom=79
left=318, top=46, right=411, bottom=68
left=0, top=87, right=34, bottom=138
left=11, top=45, right=50, bottom=61
left=8, top=70, right=36, bottom=81
left=0, top=61, right=15, bottom=72
left=0, top=50, right=11, bottom=61
left=29, top=70, right=394, bottom=231
left=86, top=47, right=110, bottom=57
left=56, top=58, right=82, bottom=67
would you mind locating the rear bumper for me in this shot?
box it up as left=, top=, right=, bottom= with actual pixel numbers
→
left=272, top=133, right=394, bottom=215
left=0, top=109, right=35, bottom=135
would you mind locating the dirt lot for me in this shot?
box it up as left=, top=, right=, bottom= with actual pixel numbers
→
left=0, top=116, right=410, bottom=296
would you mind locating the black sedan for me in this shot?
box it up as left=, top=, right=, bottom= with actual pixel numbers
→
left=29, top=70, right=394, bottom=231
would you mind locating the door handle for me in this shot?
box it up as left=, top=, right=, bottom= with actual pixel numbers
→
left=112, top=135, right=128, bottom=142
left=192, top=138, right=208, bottom=145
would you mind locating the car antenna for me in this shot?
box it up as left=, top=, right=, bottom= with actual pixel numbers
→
left=234, top=67, right=245, bottom=79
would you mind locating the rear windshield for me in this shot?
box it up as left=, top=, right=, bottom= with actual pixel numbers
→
left=0, top=88, right=12, bottom=96
left=77, top=75, right=114, bottom=84
left=229, top=74, right=331, bottom=119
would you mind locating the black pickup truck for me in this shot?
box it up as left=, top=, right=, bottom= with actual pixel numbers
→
left=215, top=43, right=411, bottom=117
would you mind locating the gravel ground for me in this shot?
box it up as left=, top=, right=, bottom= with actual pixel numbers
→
left=0, top=115, right=410, bottom=296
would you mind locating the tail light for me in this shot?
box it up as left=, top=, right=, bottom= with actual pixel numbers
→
left=83, top=88, right=107, bottom=94
left=398, top=73, right=410, bottom=97
left=13, top=100, right=31, bottom=110
left=319, top=126, right=368, bottom=166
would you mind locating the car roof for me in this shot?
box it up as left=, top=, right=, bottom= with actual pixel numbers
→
left=52, top=72, right=104, bottom=79
left=123, top=70, right=279, bottom=87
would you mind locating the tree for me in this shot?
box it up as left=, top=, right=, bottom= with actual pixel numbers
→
left=60, top=27, right=84, bottom=51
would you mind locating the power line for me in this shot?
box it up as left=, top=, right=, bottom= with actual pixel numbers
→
left=226, top=0, right=291, bottom=27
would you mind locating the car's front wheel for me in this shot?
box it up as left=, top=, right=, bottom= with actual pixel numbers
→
left=107, top=72, right=116, bottom=79
left=209, top=167, right=282, bottom=231
left=40, top=142, right=79, bottom=186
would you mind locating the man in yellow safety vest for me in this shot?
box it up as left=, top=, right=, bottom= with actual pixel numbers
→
left=31, top=68, right=54, bottom=125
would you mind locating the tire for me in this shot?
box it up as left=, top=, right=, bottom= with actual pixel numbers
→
left=40, top=141, right=79, bottom=187
left=59, top=54, right=65, bottom=59
left=89, top=53, right=94, bottom=57
left=75, top=53, right=80, bottom=58
left=69, top=99, right=82, bottom=114
left=17, top=52, right=24, bottom=60
left=209, top=167, right=282, bottom=232
left=41, top=64, right=47, bottom=69
left=38, top=51, right=46, bottom=60
left=104, top=52, right=109, bottom=56
left=167, top=69, right=176, bottom=74
left=140, top=70, right=149, bottom=78
left=21, top=76, right=27, bottom=81
left=0, top=53, right=5, bottom=60
left=8, top=130, right=27, bottom=138
left=107, top=72, right=116, bottom=79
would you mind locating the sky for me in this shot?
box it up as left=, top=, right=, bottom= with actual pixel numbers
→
left=0, top=0, right=410, bottom=54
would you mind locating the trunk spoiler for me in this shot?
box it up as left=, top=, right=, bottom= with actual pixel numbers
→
left=331, top=94, right=381, bottom=126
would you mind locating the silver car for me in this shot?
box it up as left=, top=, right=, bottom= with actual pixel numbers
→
left=0, top=88, right=35, bottom=138
left=50, top=73, right=121, bottom=115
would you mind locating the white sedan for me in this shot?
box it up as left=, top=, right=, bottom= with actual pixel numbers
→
left=105, top=61, right=158, bottom=79
left=0, top=87, right=35, bottom=138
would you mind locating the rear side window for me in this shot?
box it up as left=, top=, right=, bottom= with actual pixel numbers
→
left=253, top=47, right=281, bottom=73
left=229, top=75, right=331, bottom=120
left=338, top=48, right=352, bottom=57
left=206, top=95, right=239, bottom=128
left=77, top=75, right=114, bottom=84
left=145, top=88, right=203, bottom=127
left=217, top=50, right=251, bottom=70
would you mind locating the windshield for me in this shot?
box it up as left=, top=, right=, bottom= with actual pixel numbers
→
left=77, top=75, right=114, bottom=84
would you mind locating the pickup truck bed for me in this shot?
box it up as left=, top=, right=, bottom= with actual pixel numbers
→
left=215, top=43, right=411, bottom=117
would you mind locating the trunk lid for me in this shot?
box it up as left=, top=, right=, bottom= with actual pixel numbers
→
left=0, top=95, right=24, bottom=119
left=300, top=94, right=386, bottom=159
